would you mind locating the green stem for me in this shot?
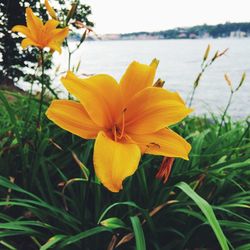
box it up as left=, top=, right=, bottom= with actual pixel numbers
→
left=67, top=52, right=72, bottom=100
left=23, top=67, right=36, bottom=135
left=68, top=50, right=72, bottom=70
left=188, top=87, right=196, bottom=107
left=218, top=91, right=234, bottom=136
left=66, top=39, right=72, bottom=99
left=188, top=58, right=216, bottom=107
left=37, top=49, right=45, bottom=129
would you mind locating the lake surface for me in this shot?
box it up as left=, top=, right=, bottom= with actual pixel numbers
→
left=52, top=39, right=250, bottom=118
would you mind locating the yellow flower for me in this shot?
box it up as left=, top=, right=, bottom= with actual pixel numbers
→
left=46, top=60, right=193, bottom=192
left=12, top=8, right=68, bottom=53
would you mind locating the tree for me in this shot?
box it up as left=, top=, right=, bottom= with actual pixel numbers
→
left=0, top=0, right=27, bottom=86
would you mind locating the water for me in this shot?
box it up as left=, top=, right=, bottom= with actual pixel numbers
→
left=53, top=39, right=250, bottom=118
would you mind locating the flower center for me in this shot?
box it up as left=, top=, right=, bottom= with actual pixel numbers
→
left=112, top=109, right=126, bottom=141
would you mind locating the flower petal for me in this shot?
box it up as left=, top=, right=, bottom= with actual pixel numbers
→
left=120, top=59, right=159, bottom=103
left=12, top=25, right=31, bottom=37
left=47, top=41, right=62, bottom=53
left=94, top=131, right=141, bottom=192
left=61, top=72, right=123, bottom=128
left=26, top=8, right=43, bottom=35
left=21, top=38, right=40, bottom=49
left=46, top=100, right=101, bottom=139
left=51, top=27, right=69, bottom=44
left=44, top=19, right=60, bottom=32
left=125, top=87, right=192, bottom=134
left=129, top=128, right=191, bottom=160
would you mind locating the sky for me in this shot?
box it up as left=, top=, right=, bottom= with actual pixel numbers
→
left=83, top=0, right=250, bottom=34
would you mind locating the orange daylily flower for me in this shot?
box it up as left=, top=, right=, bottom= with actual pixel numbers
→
left=46, top=60, right=193, bottom=192
left=12, top=8, right=68, bottom=53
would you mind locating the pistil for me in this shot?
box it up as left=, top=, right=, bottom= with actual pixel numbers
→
left=117, top=111, right=125, bottom=140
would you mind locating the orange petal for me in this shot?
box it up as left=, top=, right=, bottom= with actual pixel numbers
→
left=45, top=0, right=58, bottom=20
left=44, top=19, right=60, bottom=32
left=43, top=21, right=65, bottom=50
left=129, top=128, right=191, bottom=160
left=12, top=25, right=31, bottom=37
left=125, top=87, right=192, bottom=134
left=94, top=131, right=141, bottom=192
left=50, top=27, right=69, bottom=44
left=46, top=100, right=101, bottom=139
left=21, top=38, right=40, bottom=49
left=26, top=7, right=43, bottom=36
left=120, top=59, right=159, bottom=103
left=61, top=72, right=123, bottom=128
left=47, top=41, right=62, bottom=53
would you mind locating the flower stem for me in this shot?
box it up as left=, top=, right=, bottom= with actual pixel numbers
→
left=66, top=38, right=72, bottom=99
left=188, top=87, right=196, bottom=107
left=218, top=91, right=233, bottom=136
left=37, top=49, right=45, bottom=129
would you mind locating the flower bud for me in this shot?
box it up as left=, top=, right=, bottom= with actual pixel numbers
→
left=45, top=0, right=58, bottom=20
left=203, top=44, right=210, bottom=61
left=224, top=74, right=233, bottom=93
left=153, top=78, right=165, bottom=88
left=156, top=157, right=174, bottom=183
left=66, top=3, right=78, bottom=24
left=235, top=72, right=246, bottom=92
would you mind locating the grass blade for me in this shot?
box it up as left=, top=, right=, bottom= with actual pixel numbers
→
left=176, top=182, right=229, bottom=250
left=130, top=216, right=146, bottom=250
left=58, top=227, right=112, bottom=247
left=40, top=235, right=66, bottom=250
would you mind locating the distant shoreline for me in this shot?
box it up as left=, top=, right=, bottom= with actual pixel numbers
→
left=69, top=36, right=250, bottom=42
left=70, top=22, right=250, bottom=41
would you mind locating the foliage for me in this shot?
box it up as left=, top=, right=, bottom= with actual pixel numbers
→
left=0, top=89, right=249, bottom=249
left=0, top=3, right=249, bottom=249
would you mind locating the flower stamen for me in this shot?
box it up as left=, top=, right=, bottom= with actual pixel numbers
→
left=112, top=126, right=117, bottom=142
left=117, top=110, right=126, bottom=140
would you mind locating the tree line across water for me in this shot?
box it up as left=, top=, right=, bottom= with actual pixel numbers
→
left=120, top=22, right=250, bottom=39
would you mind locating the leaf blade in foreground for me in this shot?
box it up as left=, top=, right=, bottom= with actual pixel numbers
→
left=176, top=182, right=229, bottom=250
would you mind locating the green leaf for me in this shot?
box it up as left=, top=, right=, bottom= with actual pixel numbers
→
left=190, top=130, right=209, bottom=167
left=58, top=227, right=111, bottom=247
left=40, top=235, right=66, bottom=250
left=0, top=240, right=17, bottom=250
left=0, top=176, right=42, bottom=201
left=130, top=216, right=146, bottom=250
left=236, top=243, right=250, bottom=250
left=0, top=91, right=19, bottom=141
left=98, top=201, right=145, bottom=224
left=176, top=182, right=229, bottom=250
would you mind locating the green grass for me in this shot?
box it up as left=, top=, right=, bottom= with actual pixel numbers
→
left=0, top=89, right=249, bottom=250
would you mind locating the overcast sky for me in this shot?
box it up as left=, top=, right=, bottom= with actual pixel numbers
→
left=83, top=0, right=250, bottom=34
